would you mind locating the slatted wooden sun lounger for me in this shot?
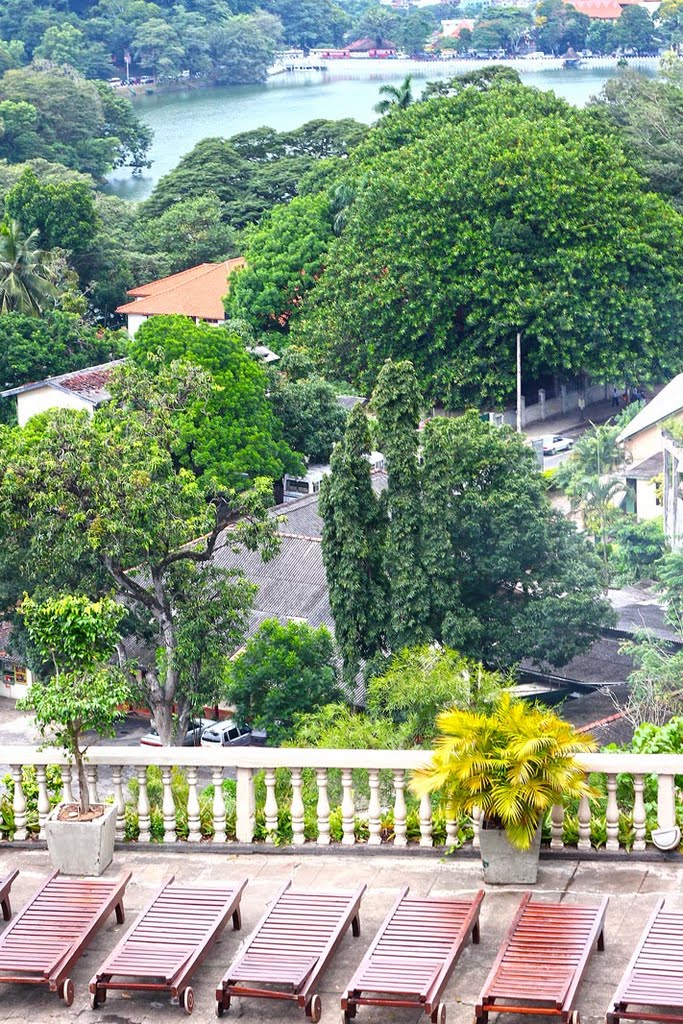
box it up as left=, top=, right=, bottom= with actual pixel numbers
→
left=475, top=893, right=608, bottom=1024
left=89, top=874, right=248, bottom=1015
left=216, top=880, right=367, bottom=1022
left=606, top=897, right=683, bottom=1024
left=0, top=868, right=130, bottom=1006
left=342, top=887, right=485, bottom=1024
left=0, top=870, right=18, bottom=922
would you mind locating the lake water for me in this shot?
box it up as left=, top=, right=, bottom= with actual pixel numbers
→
left=106, top=60, right=653, bottom=202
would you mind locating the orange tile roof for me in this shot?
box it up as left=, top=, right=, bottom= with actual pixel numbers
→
left=567, top=0, right=634, bottom=16
left=116, top=259, right=246, bottom=319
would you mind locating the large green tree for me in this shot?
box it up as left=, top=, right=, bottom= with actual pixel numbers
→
left=0, top=218, right=55, bottom=314
left=319, top=403, right=388, bottom=681
left=594, top=63, right=683, bottom=209
left=297, top=81, right=683, bottom=407
left=0, top=361, right=277, bottom=743
left=4, top=167, right=97, bottom=253
left=130, top=315, right=302, bottom=490
left=321, top=365, right=614, bottom=671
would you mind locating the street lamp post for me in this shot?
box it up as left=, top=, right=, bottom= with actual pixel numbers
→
left=516, top=330, right=522, bottom=433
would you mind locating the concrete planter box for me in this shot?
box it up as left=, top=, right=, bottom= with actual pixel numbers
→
left=45, top=802, right=116, bottom=876
left=478, top=822, right=542, bottom=884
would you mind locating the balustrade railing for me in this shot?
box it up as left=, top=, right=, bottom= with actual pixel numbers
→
left=2, top=747, right=681, bottom=853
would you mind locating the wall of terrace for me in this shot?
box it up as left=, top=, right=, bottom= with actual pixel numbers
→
left=2, top=747, right=681, bottom=855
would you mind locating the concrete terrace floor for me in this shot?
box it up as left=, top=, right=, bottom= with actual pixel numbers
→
left=0, top=848, right=682, bottom=1024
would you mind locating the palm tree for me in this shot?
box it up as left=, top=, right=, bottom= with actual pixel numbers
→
left=373, top=74, right=414, bottom=115
left=0, top=219, right=56, bottom=316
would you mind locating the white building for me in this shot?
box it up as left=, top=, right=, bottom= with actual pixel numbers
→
left=0, top=360, right=125, bottom=428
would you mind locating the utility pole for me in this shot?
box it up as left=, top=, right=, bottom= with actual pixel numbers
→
left=516, top=330, right=522, bottom=433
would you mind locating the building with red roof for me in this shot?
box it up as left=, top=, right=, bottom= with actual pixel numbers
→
left=115, top=258, right=246, bottom=337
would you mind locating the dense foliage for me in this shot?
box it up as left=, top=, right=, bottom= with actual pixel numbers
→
left=294, top=81, right=683, bottom=407
left=130, top=315, right=303, bottom=490
left=227, top=619, right=339, bottom=744
left=322, top=361, right=614, bottom=675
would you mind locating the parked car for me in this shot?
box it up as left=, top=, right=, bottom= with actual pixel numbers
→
left=140, top=717, right=215, bottom=747
left=108, top=77, right=123, bottom=87
left=542, top=434, right=575, bottom=456
left=200, top=720, right=267, bottom=748
left=139, top=75, right=155, bottom=84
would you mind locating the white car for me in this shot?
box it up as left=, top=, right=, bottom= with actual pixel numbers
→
left=200, top=720, right=266, bottom=747
left=140, top=718, right=215, bottom=747
left=542, top=434, right=575, bottom=456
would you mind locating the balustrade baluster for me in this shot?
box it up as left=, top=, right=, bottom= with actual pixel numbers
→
left=263, top=768, right=278, bottom=843
left=392, top=769, right=407, bottom=847
left=186, top=767, right=201, bottom=843
left=606, top=773, right=620, bottom=851
left=419, top=792, right=433, bottom=848
left=633, top=774, right=646, bottom=851
left=341, top=768, right=356, bottom=846
left=367, top=769, right=381, bottom=846
left=11, top=767, right=27, bottom=841
left=472, top=807, right=481, bottom=849
left=578, top=793, right=591, bottom=850
left=161, top=766, right=177, bottom=843
left=212, top=767, right=226, bottom=843
left=316, top=769, right=330, bottom=846
left=60, top=764, right=75, bottom=805
left=137, top=766, right=151, bottom=843
left=36, top=765, right=51, bottom=839
left=85, top=765, right=99, bottom=806
left=112, top=766, right=126, bottom=841
left=291, top=768, right=305, bottom=845
left=446, top=813, right=458, bottom=848
left=657, top=773, right=676, bottom=831
left=551, top=804, right=564, bottom=850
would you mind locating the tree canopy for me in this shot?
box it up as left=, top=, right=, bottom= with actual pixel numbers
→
left=295, top=80, right=683, bottom=407
left=130, top=315, right=303, bottom=490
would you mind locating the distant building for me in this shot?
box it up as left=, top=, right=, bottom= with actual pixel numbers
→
left=0, top=360, right=125, bottom=428
left=441, top=17, right=476, bottom=36
left=617, top=375, right=683, bottom=463
left=347, top=37, right=398, bottom=55
left=565, top=0, right=658, bottom=17
left=115, top=259, right=245, bottom=337
left=0, top=623, right=32, bottom=701
left=664, top=432, right=683, bottom=550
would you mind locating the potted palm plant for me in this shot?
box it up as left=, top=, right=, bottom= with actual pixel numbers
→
left=18, top=594, right=130, bottom=876
left=412, top=693, right=596, bottom=883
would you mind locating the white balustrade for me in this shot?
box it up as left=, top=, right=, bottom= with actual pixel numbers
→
left=264, top=767, right=278, bottom=843
left=316, top=768, right=330, bottom=847
left=1, top=746, right=681, bottom=855
left=36, top=765, right=50, bottom=839
left=290, top=768, right=306, bottom=845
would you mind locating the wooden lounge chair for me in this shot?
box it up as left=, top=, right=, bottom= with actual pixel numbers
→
left=216, top=880, right=367, bottom=1021
left=0, top=870, right=18, bottom=922
left=475, top=893, right=608, bottom=1024
left=606, top=897, right=683, bottom=1024
left=0, top=868, right=130, bottom=1006
left=342, top=887, right=485, bottom=1024
left=89, top=874, right=248, bottom=1015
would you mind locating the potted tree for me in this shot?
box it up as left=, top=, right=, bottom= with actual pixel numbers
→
left=412, top=693, right=596, bottom=883
left=18, top=594, right=130, bottom=876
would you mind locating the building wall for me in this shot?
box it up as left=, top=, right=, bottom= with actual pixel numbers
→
left=17, top=387, right=92, bottom=427
left=0, top=661, right=32, bottom=700
left=623, top=423, right=664, bottom=464
left=664, top=435, right=683, bottom=550
left=126, top=312, right=148, bottom=337
left=635, top=479, right=661, bottom=522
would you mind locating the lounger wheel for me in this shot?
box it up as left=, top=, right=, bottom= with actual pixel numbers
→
left=307, top=994, right=322, bottom=1022
left=183, top=987, right=195, bottom=1014
left=216, top=994, right=230, bottom=1017
left=570, top=1011, right=580, bottom=1024
left=435, top=1005, right=446, bottom=1024
left=62, top=978, right=74, bottom=1007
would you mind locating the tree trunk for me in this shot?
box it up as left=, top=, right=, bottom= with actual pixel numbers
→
left=151, top=698, right=174, bottom=746
left=176, top=694, right=193, bottom=743
left=71, top=732, right=90, bottom=815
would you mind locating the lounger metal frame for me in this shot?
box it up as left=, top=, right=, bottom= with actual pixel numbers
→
left=216, top=880, right=366, bottom=1022
left=475, top=893, right=608, bottom=1024
left=0, top=870, right=18, bottom=922
left=0, top=869, right=130, bottom=1006
left=342, top=887, right=484, bottom=1024
left=89, top=874, right=247, bottom=1015
left=607, top=897, right=683, bottom=1024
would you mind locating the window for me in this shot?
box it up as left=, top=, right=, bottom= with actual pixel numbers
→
left=285, top=479, right=310, bottom=495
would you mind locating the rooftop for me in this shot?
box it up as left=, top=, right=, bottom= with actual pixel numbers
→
left=1, top=845, right=681, bottom=1023
left=115, top=259, right=246, bottom=320
left=0, top=359, right=126, bottom=403
left=564, top=0, right=637, bottom=16
left=617, top=372, right=683, bottom=444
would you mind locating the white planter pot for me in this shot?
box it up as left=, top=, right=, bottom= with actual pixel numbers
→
left=478, top=822, right=542, bottom=884
left=45, top=802, right=117, bottom=876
